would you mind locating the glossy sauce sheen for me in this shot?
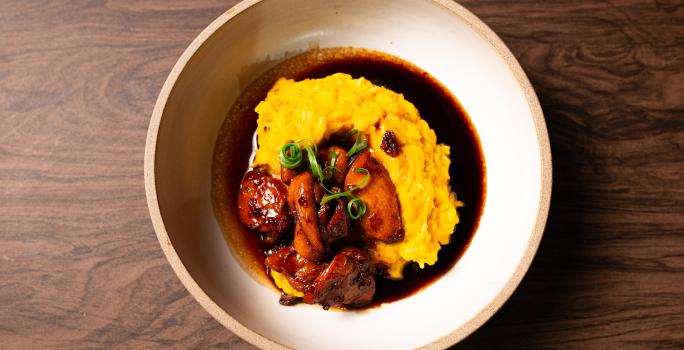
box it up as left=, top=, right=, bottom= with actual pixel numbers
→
left=213, top=49, right=485, bottom=308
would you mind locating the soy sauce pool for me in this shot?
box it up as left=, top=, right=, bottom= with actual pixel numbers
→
left=212, top=48, right=485, bottom=308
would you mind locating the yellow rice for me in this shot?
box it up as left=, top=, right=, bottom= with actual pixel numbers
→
left=254, top=73, right=460, bottom=280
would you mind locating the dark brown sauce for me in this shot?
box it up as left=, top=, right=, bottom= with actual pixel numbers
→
left=212, top=48, right=485, bottom=309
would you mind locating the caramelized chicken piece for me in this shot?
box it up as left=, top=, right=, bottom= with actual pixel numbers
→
left=288, top=172, right=325, bottom=261
left=265, top=245, right=324, bottom=294
left=317, top=189, right=350, bottom=246
left=293, top=221, right=323, bottom=261
left=237, top=167, right=291, bottom=245
left=312, top=247, right=376, bottom=309
left=314, top=182, right=325, bottom=203
left=279, top=294, right=303, bottom=306
left=325, top=200, right=350, bottom=242
left=280, top=165, right=300, bottom=185
left=317, top=201, right=332, bottom=226
left=345, top=152, right=404, bottom=243
left=320, top=146, right=349, bottom=186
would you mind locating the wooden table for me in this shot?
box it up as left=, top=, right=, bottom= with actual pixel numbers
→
left=2, top=1, right=683, bottom=348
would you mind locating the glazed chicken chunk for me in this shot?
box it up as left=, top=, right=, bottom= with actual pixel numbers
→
left=237, top=167, right=291, bottom=245
left=237, top=131, right=409, bottom=310
left=265, top=246, right=376, bottom=308
left=288, top=172, right=326, bottom=261
left=265, top=245, right=324, bottom=303
left=317, top=189, right=351, bottom=247
left=312, top=247, right=376, bottom=309
left=345, top=151, right=404, bottom=243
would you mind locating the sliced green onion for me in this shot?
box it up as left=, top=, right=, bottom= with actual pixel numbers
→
left=323, top=150, right=338, bottom=179
left=347, top=197, right=367, bottom=219
left=343, top=128, right=359, bottom=139
left=320, top=191, right=352, bottom=204
left=322, top=192, right=367, bottom=219
left=295, top=138, right=317, bottom=153
left=347, top=168, right=370, bottom=192
left=329, top=150, right=338, bottom=171
left=279, top=142, right=302, bottom=169
left=348, top=132, right=368, bottom=157
left=303, top=145, right=325, bottom=181
left=279, top=138, right=369, bottom=220
left=320, top=181, right=336, bottom=194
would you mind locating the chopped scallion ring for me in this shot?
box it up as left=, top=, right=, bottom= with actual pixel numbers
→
left=347, top=197, right=367, bottom=219
left=303, top=145, right=325, bottom=181
left=348, top=132, right=368, bottom=157
left=279, top=142, right=302, bottom=169
left=320, top=191, right=352, bottom=204
left=347, top=168, right=370, bottom=192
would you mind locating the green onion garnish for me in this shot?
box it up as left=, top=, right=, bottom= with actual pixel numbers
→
left=279, top=142, right=302, bottom=169
left=342, top=128, right=359, bottom=138
left=303, top=145, right=325, bottom=181
left=320, top=191, right=351, bottom=204
left=329, top=149, right=338, bottom=171
left=320, top=181, right=336, bottom=194
left=279, top=137, right=370, bottom=219
left=347, top=168, right=370, bottom=192
left=321, top=193, right=367, bottom=219
left=295, top=138, right=317, bottom=151
left=323, top=150, right=339, bottom=179
left=347, top=131, right=368, bottom=157
left=347, top=197, right=367, bottom=219
left=319, top=167, right=370, bottom=219
left=279, top=139, right=326, bottom=181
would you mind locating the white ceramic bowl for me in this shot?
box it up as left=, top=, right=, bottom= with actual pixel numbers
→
left=144, top=0, right=551, bottom=349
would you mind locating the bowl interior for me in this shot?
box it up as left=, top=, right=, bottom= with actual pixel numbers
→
left=148, top=0, right=549, bottom=349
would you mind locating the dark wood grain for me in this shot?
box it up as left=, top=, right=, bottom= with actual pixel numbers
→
left=1, top=1, right=682, bottom=349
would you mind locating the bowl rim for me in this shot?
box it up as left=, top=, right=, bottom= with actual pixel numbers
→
left=144, top=0, right=552, bottom=348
